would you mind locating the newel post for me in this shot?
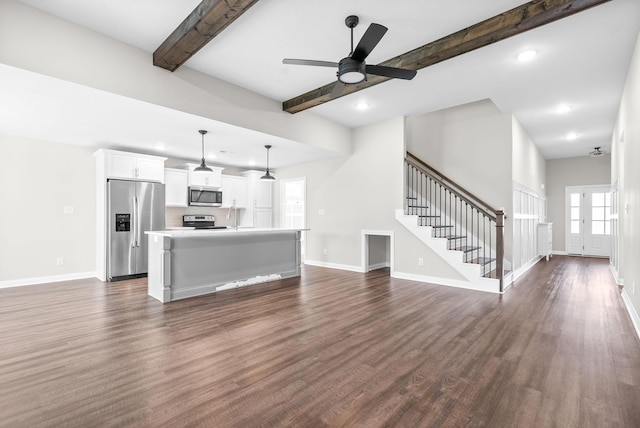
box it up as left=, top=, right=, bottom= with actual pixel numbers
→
left=496, top=208, right=505, bottom=293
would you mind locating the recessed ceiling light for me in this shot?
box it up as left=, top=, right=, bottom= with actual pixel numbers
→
left=154, top=143, right=166, bottom=151
left=517, top=50, right=537, bottom=62
left=555, top=104, right=572, bottom=114
left=567, top=132, right=578, bottom=141
left=207, top=153, right=217, bottom=159
left=248, top=160, right=256, bottom=166
left=356, top=101, right=369, bottom=110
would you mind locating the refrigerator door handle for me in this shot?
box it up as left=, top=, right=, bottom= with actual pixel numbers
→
left=136, top=196, right=142, bottom=248
left=132, top=196, right=138, bottom=247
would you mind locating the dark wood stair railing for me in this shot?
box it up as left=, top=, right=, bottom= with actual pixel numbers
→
left=405, top=152, right=505, bottom=292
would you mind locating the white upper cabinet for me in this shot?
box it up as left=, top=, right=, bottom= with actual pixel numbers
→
left=164, top=168, right=188, bottom=207
left=242, top=170, right=273, bottom=208
left=241, top=170, right=274, bottom=228
left=187, top=164, right=224, bottom=188
left=96, top=149, right=166, bottom=183
left=221, top=175, right=247, bottom=208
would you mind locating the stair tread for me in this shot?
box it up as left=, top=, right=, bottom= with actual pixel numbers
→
left=467, top=257, right=495, bottom=266
left=418, top=215, right=439, bottom=218
left=431, top=225, right=453, bottom=229
left=443, top=235, right=466, bottom=241
left=453, top=245, right=481, bottom=253
left=408, top=205, right=429, bottom=208
left=406, top=197, right=418, bottom=199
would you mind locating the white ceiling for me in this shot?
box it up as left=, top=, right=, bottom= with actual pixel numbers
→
left=8, top=0, right=640, bottom=163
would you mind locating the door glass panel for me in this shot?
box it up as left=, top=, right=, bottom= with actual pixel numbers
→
left=571, top=207, right=580, bottom=220
left=571, top=220, right=580, bottom=234
left=591, top=192, right=610, bottom=236
left=592, top=207, right=604, bottom=221
left=571, top=193, right=580, bottom=206
left=592, top=222, right=605, bottom=235
left=592, top=193, right=605, bottom=206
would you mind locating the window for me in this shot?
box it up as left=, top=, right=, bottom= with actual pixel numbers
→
left=591, top=192, right=611, bottom=235
left=570, top=193, right=580, bottom=234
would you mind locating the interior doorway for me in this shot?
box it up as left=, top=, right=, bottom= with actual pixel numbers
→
left=565, top=185, right=611, bottom=257
left=281, top=178, right=306, bottom=261
left=362, top=231, right=394, bottom=274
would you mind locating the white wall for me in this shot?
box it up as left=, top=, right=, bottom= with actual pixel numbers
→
left=546, top=155, right=611, bottom=252
left=512, top=117, right=546, bottom=195
left=0, top=0, right=351, bottom=156
left=612, top=30, right=640, bottom=325
left=274, top=117, right=463, bottom=279
left=0, top=136, right=96, bottom=284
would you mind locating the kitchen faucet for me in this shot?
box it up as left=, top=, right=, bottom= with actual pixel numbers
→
left=226, top=200, right=239, bottom=230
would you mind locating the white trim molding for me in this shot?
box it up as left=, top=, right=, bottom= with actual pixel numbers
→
left=303, top=260, right=363, bottom=273
left=621, top=288, right=640, bottom=340
left=392, top=271, right=504, bottom=294
left=0, top=271, right=98, bottom=289
left=361, top=230, right=395, bottom=275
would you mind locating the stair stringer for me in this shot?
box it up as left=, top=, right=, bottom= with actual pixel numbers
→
left=395, top=209, right=501, bottom=293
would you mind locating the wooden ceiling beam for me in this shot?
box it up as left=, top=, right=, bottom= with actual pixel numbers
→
left=283, top=0, right=611, bottom=114
left=153, top=0, right=260, bottom=72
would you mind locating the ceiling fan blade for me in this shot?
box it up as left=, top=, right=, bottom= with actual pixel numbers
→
left=331, top=81, right=346, bottom=98
left=366, top=64, right=417, bottom=80
left=283, top=58, right=338, bottom=68
left=352, top=23, right=387, bottom=62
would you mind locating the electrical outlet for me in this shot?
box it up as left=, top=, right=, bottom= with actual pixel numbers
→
left=318, top=209, right=325, bottom=216
left=63, top=206, right=75, bottom=214
left=56, top=257, right=64, bottom=266
left=323, top=248, right=328, bottom=256
left=418, top=257, right=424, bottom=266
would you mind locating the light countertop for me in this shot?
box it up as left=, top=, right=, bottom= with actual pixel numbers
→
left=146, top=228, right=309, bottom=238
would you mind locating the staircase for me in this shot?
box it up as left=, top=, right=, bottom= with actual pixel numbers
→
left=398, top=152, right=507, bottom=293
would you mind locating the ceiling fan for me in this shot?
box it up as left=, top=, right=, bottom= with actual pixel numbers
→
left=589, top=147, right=604, bottom=157
left=283, top=15, right=417, bottom=97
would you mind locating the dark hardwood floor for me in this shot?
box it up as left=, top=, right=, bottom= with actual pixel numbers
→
left=1, top=256, right=639, bottom=427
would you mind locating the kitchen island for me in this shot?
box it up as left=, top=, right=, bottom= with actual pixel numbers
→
left=145, top=228, right=306, bottom=303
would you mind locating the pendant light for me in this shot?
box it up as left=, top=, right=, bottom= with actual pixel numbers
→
left=260, top=145, right=275, bottom=181
left=194, top=129, right=213, bottom=173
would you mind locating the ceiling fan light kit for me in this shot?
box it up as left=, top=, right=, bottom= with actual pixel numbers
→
left=194, top=129, right=213, bottom=173
left=589, top=147, right=604, bottom=157
left=283, top=15, right=416, bottom=96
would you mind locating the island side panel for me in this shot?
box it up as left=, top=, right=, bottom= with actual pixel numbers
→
left=170, top=231, right=301, bottom=301
left=147, top=234, right=172, bottom=303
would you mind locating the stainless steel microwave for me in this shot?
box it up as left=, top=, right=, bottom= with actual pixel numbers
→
left=188, top=187, right=222, bottom=207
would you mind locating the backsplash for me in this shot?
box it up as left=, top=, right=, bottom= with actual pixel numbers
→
left=166, top=206, right=243, bottom=228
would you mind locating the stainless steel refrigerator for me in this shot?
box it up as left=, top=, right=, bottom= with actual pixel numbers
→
left=107, top=179, right=165, bottom=280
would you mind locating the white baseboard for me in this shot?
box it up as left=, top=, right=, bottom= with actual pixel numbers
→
left=552, top=250, right=569, bottom=256
left=610, top=263, right=624, bottom=286
left=621, top=288, right=640, bottom=340
left=392, top=271, right=502, bottom=294
left=512, top=256, right=544, bottom=282
left=303, top=260, right=364, bottom=273
left=367, top=262, right=390, bottom=271
left=0, top=271, right=98, bottom=289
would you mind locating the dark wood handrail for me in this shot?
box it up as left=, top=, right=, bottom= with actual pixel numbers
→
left=406, top=151, right=500, bottom=217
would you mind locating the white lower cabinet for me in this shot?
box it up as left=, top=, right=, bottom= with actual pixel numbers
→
left=537, top=222, right=553, bottom=261
left=254, top=209, right=273, bottom=229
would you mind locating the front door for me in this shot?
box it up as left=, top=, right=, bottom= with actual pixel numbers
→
left=565, top=185, right=611, bottom=257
